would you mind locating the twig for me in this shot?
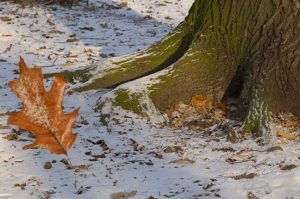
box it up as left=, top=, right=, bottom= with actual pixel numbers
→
left=66, top=154, right=78, bottom=189
left=52, top=57, right=58, bottom=65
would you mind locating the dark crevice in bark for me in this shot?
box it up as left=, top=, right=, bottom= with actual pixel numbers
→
left=223, top=65, right=245, bottom=100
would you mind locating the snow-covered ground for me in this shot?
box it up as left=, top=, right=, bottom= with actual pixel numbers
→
left=1, top=1, right=300, bottom=199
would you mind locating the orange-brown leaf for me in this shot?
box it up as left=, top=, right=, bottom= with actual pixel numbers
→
left=190, top=94, right=212, bottom=111
left=7, top=57, right=79, bottom=154
left=277, top=130, right=295, bottom=141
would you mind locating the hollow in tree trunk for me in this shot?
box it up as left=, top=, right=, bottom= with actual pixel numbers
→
left=62, top=0, right=300, bottom=137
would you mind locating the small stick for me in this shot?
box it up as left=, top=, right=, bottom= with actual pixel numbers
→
left=66, top=154, right=78, bottom=189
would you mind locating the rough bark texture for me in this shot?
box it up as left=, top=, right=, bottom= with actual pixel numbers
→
left=63, top=0, right=300, bottom=136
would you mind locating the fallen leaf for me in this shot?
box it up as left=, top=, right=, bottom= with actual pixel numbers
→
left=67, top=163, right=93, bottom=170
left=278, top=131, right=295, bottom=141
left=3, top=44, right=12, bottom=53
left=3, top=133, right=18, bottom=141
left=170, top=157, right=195, bottom=165
left=61, top=60, right=76, bottom=67
left=217, top=101, right=228, bottom=112
left=14, top=183, right=26, bottom=190
left=76, top=186, right=91, bottom=195
left=119, top=2, right=128, bottom=7
left=47, top=18, right=55, bottom=26
left=230, top=173, right=258, bottom=180
left=284, top=116, right=300, bottom=129
left=66, top=38, right=78, bottom=42
left=140, top=111, right=150, bottom=121
left=212, top=147, right=236, bottom=152
left=7, top=57, right=79, bottom=154
left=147, top=151, right=163, bottom=159
left=266, top=146, right=283, bottom=152
left=0, top=16, right=12, bottom=22
left=280, top=164, right=297, bottom=171
left=191, top=94, right=212, bottom=111
left=247, top=192, right=259, bottom=199
left=172, top=117, right=185, bottom=128
left=163, top=146, right=183, bottom=153
left=48, top=30, right=65, bottom=34
left=279, top=138, right=289, bottom=145
left=79, top=27, right=95, bottom=31
left=226, top=152, right=254, bottom=164
left=111, top=191, right=137, bottom=199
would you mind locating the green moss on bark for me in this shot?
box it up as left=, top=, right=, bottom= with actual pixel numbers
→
left=113, top=89, right=143, bottom=114
left=44, top=66, right=94, bottom=83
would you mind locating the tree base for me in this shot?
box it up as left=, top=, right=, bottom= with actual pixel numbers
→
left=60, top=0, right=300, bottom=141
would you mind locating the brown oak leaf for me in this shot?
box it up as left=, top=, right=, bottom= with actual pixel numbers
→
left=7, top=57, right=79, bottom=154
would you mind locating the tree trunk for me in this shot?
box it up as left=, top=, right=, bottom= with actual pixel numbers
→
left=63, top=0, right=300, bottom=137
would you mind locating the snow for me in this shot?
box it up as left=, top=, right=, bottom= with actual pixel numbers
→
left=1, top=1, right=300, bottom=199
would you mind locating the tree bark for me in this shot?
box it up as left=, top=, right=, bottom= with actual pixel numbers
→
left=63, top=0, right=300, bottom=137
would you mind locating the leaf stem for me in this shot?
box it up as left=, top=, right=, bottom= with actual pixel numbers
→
left=65, top=154, right=78, bottom=189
